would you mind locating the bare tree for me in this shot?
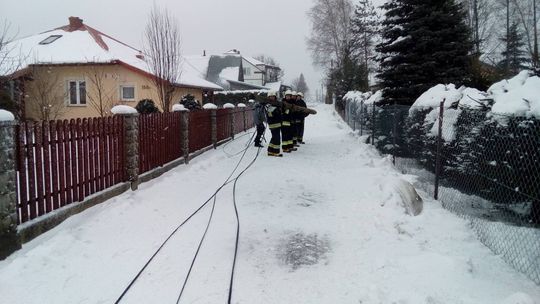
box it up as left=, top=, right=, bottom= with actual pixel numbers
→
left=0, top=20, right=22, bottom=77
left=144, top=5, right=182, bottom=112
left=86, top=64, right=117, bottom=117
left=306, top=0, right=355, bottom=70
left=461, top=0, right=499, bottom=57
left=26, top=65, right=66, bottom=121
left=511, top=0, right=539, bottom=68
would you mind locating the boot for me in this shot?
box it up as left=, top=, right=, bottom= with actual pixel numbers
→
left=268, top=152, right=283, bottom=157
left=254, top=142, right=264, bottom=148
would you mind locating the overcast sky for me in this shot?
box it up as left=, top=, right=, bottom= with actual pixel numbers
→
left=2, top=0, right=388, bottom=98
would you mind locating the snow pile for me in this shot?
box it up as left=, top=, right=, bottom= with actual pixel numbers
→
left=219, top=67, right=240, bottom=81
left=223, top=103, right=235, bottom=109
left=411, top=84, right=463, bottom=111
left=215, top=89, right=268, bottom=95
left=111, top=105, right=137, bottom=115
left=237, top=103, right=246, bottom=108
left=172, top=104, right=188, bottom=112
left=343, top=90, right=383, bottom=106
left=0, top=109, right=15, bottom=122
left=203, top=103, right=218, bottom=110
left=410, top=84, right=490, bottom=142
left=488, top=71, right=540, bottom=118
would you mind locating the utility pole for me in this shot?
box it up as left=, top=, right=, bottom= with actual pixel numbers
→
left=534, top=0, right=539, bottom=69
left=473, top=0, right=480, bottom=55
left=506, top=0, right=511, bottom=76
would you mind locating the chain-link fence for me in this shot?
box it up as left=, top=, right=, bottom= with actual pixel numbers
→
left=340, top=99, right=540, bottom=285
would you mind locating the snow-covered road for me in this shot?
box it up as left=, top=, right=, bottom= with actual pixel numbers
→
left=1, top=104, right=539, bottom=304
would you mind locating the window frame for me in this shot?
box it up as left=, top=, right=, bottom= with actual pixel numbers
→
left=119, top=85, right=136, bottom=101
left=66, top=79, right=87, bottom=106
left=39, top=35, right=62, bottom=45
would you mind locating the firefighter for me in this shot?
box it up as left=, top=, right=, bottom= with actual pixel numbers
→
left=265, top=92, right=283, bottom=157
left=296, top=92, right=307, bottom=144
left=290, top=91, right=300, bottom=147
left=252, top=94, right=266, bottom=148
left=281, top=90, right=296, bottom=153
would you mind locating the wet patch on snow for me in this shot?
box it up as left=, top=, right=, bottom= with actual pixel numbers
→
left=296, top=191, right=325, bottom=207
left=278, top=233, right=330, bottom=270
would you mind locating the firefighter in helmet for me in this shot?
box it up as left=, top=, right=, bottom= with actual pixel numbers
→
left=266, top=92, right=283, bottom=157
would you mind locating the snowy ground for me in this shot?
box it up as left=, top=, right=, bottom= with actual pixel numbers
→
left=1, top=104, right=539, bottom=304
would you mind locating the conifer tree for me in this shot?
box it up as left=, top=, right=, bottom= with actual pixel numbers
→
left=350, top=0, right=379, bottom=86
left=498, top=22, right=529, bottom=76
left=377, top=0, right=473, bottom=105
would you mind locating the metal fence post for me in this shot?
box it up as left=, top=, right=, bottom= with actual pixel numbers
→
left=0, top=118, right=21, bottom=260
left=392, top=102, right=397, bottom=165
left=210, top=109, right=217, bottom=149
left=371, top=103, right=376, bottom=145
left=360, top=101, right=364, bottom=136
left=434, top=99, right=445, bottom=200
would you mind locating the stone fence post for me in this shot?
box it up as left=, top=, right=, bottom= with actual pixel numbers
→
left=0, top=115, right=21, bottom=260
left=112, top=106, right=139, bottom=191
left=230, top=108, right=236, bottom=139
left=181, top=111, right=190, bottom=164
left=210, top=109, right=217, bottom=148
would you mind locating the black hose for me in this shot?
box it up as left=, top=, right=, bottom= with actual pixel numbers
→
left=114, top=132, right=257, bottom=304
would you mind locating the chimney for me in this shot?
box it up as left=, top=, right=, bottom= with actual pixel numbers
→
left=136, top=52, right=144, bottom=60
left=203, top=50, right=206, bottom=56
left=68, top=17, right=84, bottom=31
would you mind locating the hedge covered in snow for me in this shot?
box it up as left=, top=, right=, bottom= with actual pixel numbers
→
left=343, top=71, right=540, bottom=221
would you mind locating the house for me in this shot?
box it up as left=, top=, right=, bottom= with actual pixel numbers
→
left=1, top=17, right=222, bottom=121
left=243, top=56, right=282, bottom=86
left=183, top=49, right=283, bottom=93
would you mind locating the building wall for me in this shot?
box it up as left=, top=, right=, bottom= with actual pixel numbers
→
left=241, top=58, right=264, bottom=87
left=24, top=64, right=204, bottom=121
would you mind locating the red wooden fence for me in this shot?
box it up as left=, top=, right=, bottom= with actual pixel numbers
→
left=14, top=108, right=257, bottom=224
left=216, top=109, right=232, bottom=142
left=16, top=117, right=125, bottom=224
left=189, top=111, right=213, bottom=152
left=138, top=112, right=183, bottom=174
left=233, top=109, right=245, bottom=134
left=245, top=108, right=255, bottom=129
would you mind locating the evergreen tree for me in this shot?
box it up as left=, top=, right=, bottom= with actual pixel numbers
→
left=350, top=0, right=379, bottom=86
left=498, top=22, right=529, bottom=76
left=292, top=73, right=310, bottom=94
left=329, top=44, right=369, bottom=97
left=377, top=0, right=473, bottom=105
left=136, top=99, right=160, bottom=114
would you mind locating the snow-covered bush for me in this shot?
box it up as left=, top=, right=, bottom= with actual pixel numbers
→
left=180, top=94, right=202, bottom=111
left=135, top=99, right=159, bottom=114
left=402, top=72, right=540, bottom=220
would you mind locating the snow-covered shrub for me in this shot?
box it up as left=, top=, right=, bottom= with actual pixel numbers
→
left=135, top=99, right=160, bottom=114
left=180, top=94, right=202, bottom=111
left=403, top=73, right=540, bottom=222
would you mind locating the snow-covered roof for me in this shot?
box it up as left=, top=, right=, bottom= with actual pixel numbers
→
left=219, top=67, right=240, bottom=81
left=2, top=17, right=222, bottom=90
left=265, top=81, right=282, bottom=92
left=244, top=56, right=279, bottom=69
left=183, top=55, right=211, bottom=79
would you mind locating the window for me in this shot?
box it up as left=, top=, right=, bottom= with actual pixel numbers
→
left=120, top=85, right=136, bottom=101
left=243, top=67, right=251, bottom=76
left=68, top=80, right=86, bottom=105
left=39, top=35, right=62, bottom=45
